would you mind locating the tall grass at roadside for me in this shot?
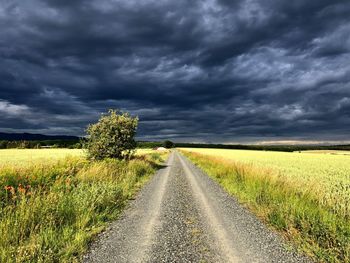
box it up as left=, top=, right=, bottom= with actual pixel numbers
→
left=0, top=152, right=167, bottom=263
left=181, top=151, right=350, bottom=263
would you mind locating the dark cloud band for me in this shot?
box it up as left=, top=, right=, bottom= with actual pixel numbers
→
left=0, top=0, right=349, bottom=142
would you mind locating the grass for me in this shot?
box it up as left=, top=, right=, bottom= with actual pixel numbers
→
left=0, top=149, right=167, bottom=263
left=180, top=148, right=350, bottom=263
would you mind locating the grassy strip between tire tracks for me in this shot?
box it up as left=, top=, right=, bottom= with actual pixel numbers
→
left=181, top=150, right=350, bottom=263
left=0, top=152, right=167, bottom=263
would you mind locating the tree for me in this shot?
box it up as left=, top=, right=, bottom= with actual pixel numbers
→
left=85, top=109, right=138, bottom=160
left=163, top=140, right=174, bottom=149
left=0, top=141, right=7, bottom=149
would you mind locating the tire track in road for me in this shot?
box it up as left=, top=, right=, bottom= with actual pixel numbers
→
left=178, top=153, right=240, bottom=262
left=147, top=153, right=216, bottom=263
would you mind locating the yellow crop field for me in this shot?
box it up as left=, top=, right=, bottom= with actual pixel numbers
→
left=0, top=148, right=159, bottom=167
left=181, top=148, right=350, bottom=214
left=0, top=149, right=84, bottom=167
left=301, top=150, right=350, bottom=155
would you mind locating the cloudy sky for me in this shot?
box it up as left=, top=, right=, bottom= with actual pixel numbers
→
left=1, top=0, right=350, bottom=143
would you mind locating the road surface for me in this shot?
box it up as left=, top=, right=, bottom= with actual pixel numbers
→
left=84, top=151, right=311, bottom=263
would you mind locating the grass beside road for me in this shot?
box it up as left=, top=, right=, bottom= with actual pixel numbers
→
left=181, top=149, right=350, bottom=263
left=0, top=149, right=167, bottom=263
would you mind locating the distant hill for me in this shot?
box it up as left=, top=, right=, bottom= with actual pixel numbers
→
left=0, top=132, right=80, bottom=141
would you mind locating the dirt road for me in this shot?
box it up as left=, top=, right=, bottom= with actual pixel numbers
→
left=84, top=151, right=311, bottom=263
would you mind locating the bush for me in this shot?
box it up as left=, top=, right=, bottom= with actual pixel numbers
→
left=85, top=109, right=138, bottom=160
left=163, top=140, right=174, bottom=148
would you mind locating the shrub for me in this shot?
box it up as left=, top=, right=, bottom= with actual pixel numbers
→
left=163, top=140, right=174, bottom=148
left=85, top=109, right=138, bottom=160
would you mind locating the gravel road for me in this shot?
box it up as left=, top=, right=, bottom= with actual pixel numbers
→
left=84, top=151, right=312, bottom=263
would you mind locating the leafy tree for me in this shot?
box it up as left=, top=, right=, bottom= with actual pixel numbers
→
left=85, top=109, right=138, bottom=160
left=163, top=140, right=174, bottom=148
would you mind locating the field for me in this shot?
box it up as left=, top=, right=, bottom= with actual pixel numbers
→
left=0, top=149, right=155, bottom=167
left=0, top=148, right=166, bottom=263
left=0, top=149, right=84, bottom=166
left=180, top=148, right=350, bottom=262
left=301, top=150, right=350, bottom=156
left=180, top=148, right=350, bottom=210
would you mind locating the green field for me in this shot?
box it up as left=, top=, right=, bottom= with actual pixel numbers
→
left=0, top=148, right=166, bottom=263
left=180, top=148, right=350, bottom=262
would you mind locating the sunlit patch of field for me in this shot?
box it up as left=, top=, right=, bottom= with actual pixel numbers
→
left=180, top=148, right=350, bottom=262
left=136, top=148, right=170, bottom=156
left=0, top=148, right=168, bottom=167
left=0, top=149, right=84, bottom=167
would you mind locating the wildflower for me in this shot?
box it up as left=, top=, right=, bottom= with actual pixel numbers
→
left=4, top=185, right=16, bottom=199
left=18, top=184, right=26, bottom=195
left=4, top=185, right=15, bottom=194
left=65, top=178, right=71, bottom=186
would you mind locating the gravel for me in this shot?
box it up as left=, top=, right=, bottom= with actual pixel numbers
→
left=83, top=151, right=313, bottom=263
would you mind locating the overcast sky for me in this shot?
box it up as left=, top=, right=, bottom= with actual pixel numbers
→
left=0, top=0, right=350, bottom=143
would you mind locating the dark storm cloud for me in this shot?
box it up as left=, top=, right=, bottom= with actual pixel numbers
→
left=0, top=0, right=350, bottom=142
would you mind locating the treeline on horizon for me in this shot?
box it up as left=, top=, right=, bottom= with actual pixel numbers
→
left=1, top=139, right=350, bottom=152
left=0, top=139, right=83, bottom=149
